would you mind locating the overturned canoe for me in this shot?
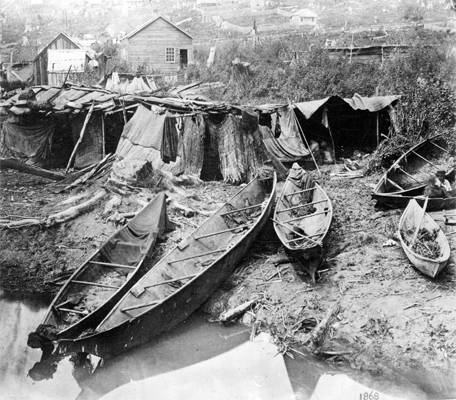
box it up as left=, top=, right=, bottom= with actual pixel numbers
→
left=398, top=199, right=450, bottom=278
left=372, top=135, right=455, bottom=210
left=273, top=164, right=332, bottom=282
left=57, top=174, right=277, bottom=358
left=28, top=193, right=168, bottom=350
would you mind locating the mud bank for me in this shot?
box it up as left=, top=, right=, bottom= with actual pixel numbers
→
left=1, top=167, right=456, bottom=397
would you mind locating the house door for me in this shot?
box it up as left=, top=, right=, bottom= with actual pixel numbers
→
left=180, top=49, right=188, bottom=69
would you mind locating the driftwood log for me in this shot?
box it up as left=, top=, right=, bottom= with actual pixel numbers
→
left=220, top=298, right=257, bottom=323
left=303, top=302, right=341, bottom=352
left=0, top=158, right=65, bottom=181
left=45, top=189, right=106, bottom=226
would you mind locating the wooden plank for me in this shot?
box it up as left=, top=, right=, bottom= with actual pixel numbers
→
left=193, top=225, right=251, bottom=240
left=387, top=177, right=404, bottom=191
left=168, top=248, right=227, bottom=264
left=89, top=260, right=136, bottom=270
left=277, top=199, right=328, bottom=214
left=283, top=209, right=330, bottom=223
left=144, top=273, right=197, bottom=289
left=71, top=280, right=120, bottom=289
left=57, top=308, right=87, bottom=315
left=396, top=166, right=420, bottom=183
left=272, top=218, right=322, bottom=247
left=220, top=204, right=263, bottom=216
left=121, top=300, right=161, bottom=313
left=412, top=151, right=438, bottom=168
left=284, top=187, right=315, bottom=198
left=429, top=140, right=449, bottom=154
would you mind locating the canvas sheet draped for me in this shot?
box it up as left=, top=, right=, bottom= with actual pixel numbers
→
left=0, top=119, right=54, bottom=166
left=115, top=104, right=178, bottom=166
left=269, top=106, right=310, bottom=161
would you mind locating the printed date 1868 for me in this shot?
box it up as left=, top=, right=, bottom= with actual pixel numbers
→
left=359, top=391, right=379, bottom=400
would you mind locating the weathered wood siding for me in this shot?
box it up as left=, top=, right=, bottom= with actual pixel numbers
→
left=33, top=34, right=80, bottom=85
left=125, top=18, right=193, bottom=74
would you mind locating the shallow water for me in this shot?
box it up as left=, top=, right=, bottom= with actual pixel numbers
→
left=0, top=291, right=450, bottom=400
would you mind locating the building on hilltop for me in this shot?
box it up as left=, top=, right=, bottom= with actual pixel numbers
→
left=290, top=8, right=318, bottom=27
left=120, top=16, right=193, bottom=80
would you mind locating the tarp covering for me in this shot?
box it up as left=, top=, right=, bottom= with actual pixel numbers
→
left=0, top=119, right=54, bottom=166
left=294, top=94, right=400, bottom=119
left=70, top=114, right=104, bottom=169
left=270, top=105, right=310, bottom=161
left=115, top=104, right=178, bottom=166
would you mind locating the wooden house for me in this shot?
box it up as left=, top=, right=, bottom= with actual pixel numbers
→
left=121, top=16, right=193, bottom=77
left=33, top=32, right=89, bottom=86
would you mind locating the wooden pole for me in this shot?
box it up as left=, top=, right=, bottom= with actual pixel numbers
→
left=293, top=109, right=321, bottom=176
left=411, top=197, right=429, bottom=246
left=101, top=113, right=106, bottom=158
left=376, top=112, right=380, bottom=147
left=65, top=102, right=95, bottom=173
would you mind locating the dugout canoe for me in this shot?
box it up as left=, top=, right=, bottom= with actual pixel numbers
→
left=273, top=164, right=332, bottom=282
left=372, top=135, right=455, bottom=210
left=28, top=193, right=168, bottom=350
left=398, top=199, right=450, bottom=278
left=56, top=173, right=277, bottom=358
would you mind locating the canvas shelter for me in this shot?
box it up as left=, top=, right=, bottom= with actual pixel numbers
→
left=293, top=94, right=400, bottom=158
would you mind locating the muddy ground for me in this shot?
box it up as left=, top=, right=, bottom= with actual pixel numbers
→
left=1, top=165, right=456, bottom=397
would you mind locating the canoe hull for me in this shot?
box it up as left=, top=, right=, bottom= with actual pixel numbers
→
left=273, top=165, right=332, bottom=281
left=372, top=135, right=454, bottom=211
left=57, top=177, right=276, bottom=358
left=398, top=199, right=450, bottom=278
left=28, top=193, right=167, bottom=350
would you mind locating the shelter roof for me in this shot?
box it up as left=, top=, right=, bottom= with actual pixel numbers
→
left=292, top=9, right=317, bottom=18
left=293, top=94, right=400, bottom=119
left=123, top=15, right=193, bottom=41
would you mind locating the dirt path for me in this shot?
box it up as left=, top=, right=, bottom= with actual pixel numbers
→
left=1, top=167, right=456, bottom=396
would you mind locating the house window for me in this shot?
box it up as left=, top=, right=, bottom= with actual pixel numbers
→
left=165, top=47, right=175, bottom=63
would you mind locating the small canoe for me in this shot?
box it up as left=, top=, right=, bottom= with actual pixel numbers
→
left=28, top=193, right=168, bottom=350
left=56, top=173, right=277, bottom=358
left=273, top=164, right=332, bottom=282
left=372, top=135, right=455, bottom=210
left=398, top=199, right=450, bottom=278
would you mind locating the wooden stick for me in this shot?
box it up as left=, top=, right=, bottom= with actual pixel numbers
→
left=277, top=199, right=328, bottom=214
left=412, top=151, right=438, bottom=168
left=220, top=203, right=263, bottom=216
left=429, top=140, right=449, bottom=154
left=65, top=102, right=95, bottom=173
left=387, top=177, right=404, bottom=191
left=283, top=209, right=330, bottom=223
left=271, top=218, right=321, bottom=246
left=0, top=158, right=65, bottom=181
left=396, top=166, right=420, bottom=183
left=71, top=280, right=120, bottom=290
left=89, top=260, right=136, bottom=270
left=144, top=274, right=197, bottom=289
left=411, top=197, right=429, bottom=246
left=194, top=225, right=251, bottom=240
left=121, top=300, right=161, bottom=313
left=168, top=248, right=226, bottom=264
left=284, top=187, right=315, bottom=197
left=293, top=111, right=321, bottom=176
left=57, top=307, right=87, bottom=315
left=101, top=113, right=106, bottom=158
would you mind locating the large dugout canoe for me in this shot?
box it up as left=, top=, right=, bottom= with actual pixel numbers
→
left=273, top=164, right=332, bottom=282
left=28, top=193, right=168, bottom=350
left=372, top=135, right=455, bottom=210
left=56, top=174, right=277, bottom=358
left=398, top=199, right=450, bottom=278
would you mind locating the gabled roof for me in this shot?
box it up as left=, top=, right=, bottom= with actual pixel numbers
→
left=292, top=8, right=317, bottom=18
left=123, top=15, right=193, bottom=40
left=34, top=32, right=83, bottom=61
